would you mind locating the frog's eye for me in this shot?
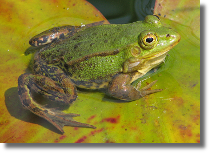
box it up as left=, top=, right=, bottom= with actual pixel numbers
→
left=139, top=31, right=158, bottom=50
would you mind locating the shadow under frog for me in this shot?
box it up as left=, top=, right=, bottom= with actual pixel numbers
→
left=5, top=82, right=126, bottom=134
left=5, top=87, right=65, bottom=134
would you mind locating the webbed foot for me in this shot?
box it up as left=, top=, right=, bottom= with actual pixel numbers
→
left=136, top=80, right=162, bottom=97
left=43, top=109, right=96, bottom=133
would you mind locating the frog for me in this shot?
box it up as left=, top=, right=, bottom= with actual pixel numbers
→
left=18, top=15, right=180, bottom=133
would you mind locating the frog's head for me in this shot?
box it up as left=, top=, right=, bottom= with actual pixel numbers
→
left=125, top=15, right=181, bottom=74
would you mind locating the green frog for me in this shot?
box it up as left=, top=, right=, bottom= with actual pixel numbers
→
left=18, top=15, right=180, bottom=133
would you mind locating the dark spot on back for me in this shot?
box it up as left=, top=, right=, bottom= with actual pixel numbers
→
left=74, top=42, right=82, bottom=49
left=67, top=56, right=73, bottom=61
left=73, top=35, right=81, bottom=40
left=59, top=33, right=65, bottom=39
left=90, top=43, right=95, bottom=47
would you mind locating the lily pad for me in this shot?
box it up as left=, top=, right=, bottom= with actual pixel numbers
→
left=0, top=0, right=200, bottom=143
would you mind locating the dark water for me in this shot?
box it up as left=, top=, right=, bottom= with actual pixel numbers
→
left=87, top=0, right=155, bottom=23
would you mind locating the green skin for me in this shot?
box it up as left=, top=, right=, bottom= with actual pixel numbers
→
left=18, top=15, right=180, bottom=133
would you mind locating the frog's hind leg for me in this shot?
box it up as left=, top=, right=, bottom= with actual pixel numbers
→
left=29, top=26, right=76, bottom=47
left=18, top=72, right=96, bottom=133
left=29, top=21, right=105, bottom=47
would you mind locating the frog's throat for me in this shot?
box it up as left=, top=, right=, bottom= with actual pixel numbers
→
left=137, top=52, right=167, bottom=74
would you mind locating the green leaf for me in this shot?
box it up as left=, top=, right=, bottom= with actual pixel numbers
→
left=0, top=0, right=200, bottom=143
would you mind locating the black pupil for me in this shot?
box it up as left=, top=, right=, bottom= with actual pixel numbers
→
left=146, top=37, right=153, bottom=43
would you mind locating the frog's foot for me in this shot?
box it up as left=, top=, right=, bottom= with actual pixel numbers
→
left=135, top=80, right=162, bottom=97
left=42, top=109, right=96, bottom=133
left=108, top=74, right=162, bottom=101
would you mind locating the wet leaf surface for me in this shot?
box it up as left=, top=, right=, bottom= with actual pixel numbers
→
left=0, top=0, right=199, bottom=143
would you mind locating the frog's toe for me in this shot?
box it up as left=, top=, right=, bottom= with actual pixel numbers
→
left=138, top=80, right=162, bottom=97
left=139, top=89, right=162, bottom=97
left=45, top=109, right=96, bottom=133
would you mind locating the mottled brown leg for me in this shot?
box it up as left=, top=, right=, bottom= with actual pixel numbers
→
left=18, top=73, right=95, bottom=133
left=29, top=21, right=105, bottom=47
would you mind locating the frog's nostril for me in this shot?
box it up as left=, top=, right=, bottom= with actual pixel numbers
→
left=166, top=34, right=170, bottom=37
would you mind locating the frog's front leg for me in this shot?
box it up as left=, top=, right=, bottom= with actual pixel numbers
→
left=107, top=73, right=162, bottom=101
left=18, top=63, right=95, bottom=133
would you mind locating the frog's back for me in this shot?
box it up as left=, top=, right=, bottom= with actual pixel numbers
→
left=65, top=22, right=144, bottom=61
left=40, top=21, right=144, bottom=64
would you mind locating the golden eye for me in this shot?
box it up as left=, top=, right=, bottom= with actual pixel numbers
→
left=139, top=31, right=158, bottom=50
left=142, top=33, right=157, bottom=46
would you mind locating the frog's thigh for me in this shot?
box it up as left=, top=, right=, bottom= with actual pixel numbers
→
left=29, top=26, right=73, bottom=47
left=18, top=73, right=77, bottom=105
left=34, top=60, right=79, bottom=103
